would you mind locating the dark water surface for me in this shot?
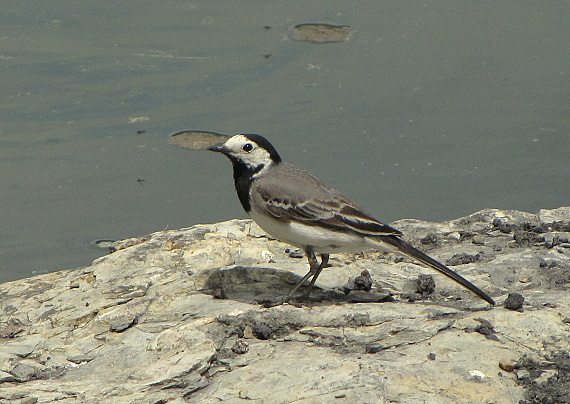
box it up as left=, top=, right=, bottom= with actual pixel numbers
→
left=1, top=1, right=568, bottom=282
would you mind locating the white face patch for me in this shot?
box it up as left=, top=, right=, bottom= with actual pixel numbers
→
left=223, top=135, right=274, bottom=172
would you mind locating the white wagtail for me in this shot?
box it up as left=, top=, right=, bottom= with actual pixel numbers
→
left=208, top=134, right=495, bottom=305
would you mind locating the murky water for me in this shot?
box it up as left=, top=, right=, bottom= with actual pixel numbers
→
left=1, top=1, right=568, bottom=283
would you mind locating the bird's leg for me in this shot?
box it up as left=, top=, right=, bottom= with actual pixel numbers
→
left=302, top=253, right=329, bottom=299
left=283, top=247, right=328, bottom=302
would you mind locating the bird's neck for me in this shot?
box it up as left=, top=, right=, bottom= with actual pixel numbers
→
left=231, top=160, right=266, bottom=212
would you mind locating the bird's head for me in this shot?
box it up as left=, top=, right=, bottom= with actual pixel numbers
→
left=208, top=134, right=282, bottom=171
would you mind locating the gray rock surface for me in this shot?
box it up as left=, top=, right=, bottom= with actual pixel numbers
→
left=1, top=207, right=569, bottom=403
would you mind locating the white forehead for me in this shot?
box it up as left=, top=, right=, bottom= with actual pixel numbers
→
left=224, top=134, right=251, bottom=150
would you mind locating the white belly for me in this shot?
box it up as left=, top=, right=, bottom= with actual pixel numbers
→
left=249, top=208, right=396, bottom=254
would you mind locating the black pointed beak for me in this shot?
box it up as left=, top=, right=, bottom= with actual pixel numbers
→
left=207, top=144, right=230, bottom=154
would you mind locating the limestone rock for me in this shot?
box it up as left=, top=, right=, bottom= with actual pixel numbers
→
left=0, top=208, right=569, bottom=403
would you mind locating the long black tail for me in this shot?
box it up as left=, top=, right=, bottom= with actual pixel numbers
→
left=384, top=236, right=495, bottom=305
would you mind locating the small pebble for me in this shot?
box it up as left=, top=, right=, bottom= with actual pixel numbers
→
left=515, top=369, right=531, bottom=380
left=109, top=315, right=138, bottom=333
left=504, top=293, right=524, bottom=311
left=468, top=370, right=486, bottom=381
left=231, top=339, right=249, bottom=355
left=416, top=274, right=435, bottom=295
left=353, top=270, right=373, bottom=291
left=498, top=359, right=516, bottom=372
left=474, top=318, right=500, bottom=341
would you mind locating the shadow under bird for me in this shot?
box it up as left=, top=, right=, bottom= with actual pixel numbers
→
left=208, top=134, right=495, bottom=306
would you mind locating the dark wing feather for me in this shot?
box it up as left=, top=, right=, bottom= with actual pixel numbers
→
left=253, top=163, right=402, bottom=237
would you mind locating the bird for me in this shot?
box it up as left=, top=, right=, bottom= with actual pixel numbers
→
left=208, top=134, right=495, bottom=305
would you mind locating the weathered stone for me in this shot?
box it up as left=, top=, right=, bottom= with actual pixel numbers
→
left=539, top=207, right=570, bottom=223
left=504, top=292, right=525, bottom=311
left=0, top=208, right=568, bottom=403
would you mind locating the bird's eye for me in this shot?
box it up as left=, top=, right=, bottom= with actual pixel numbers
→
left=242, top=143, right=254, bottom=152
